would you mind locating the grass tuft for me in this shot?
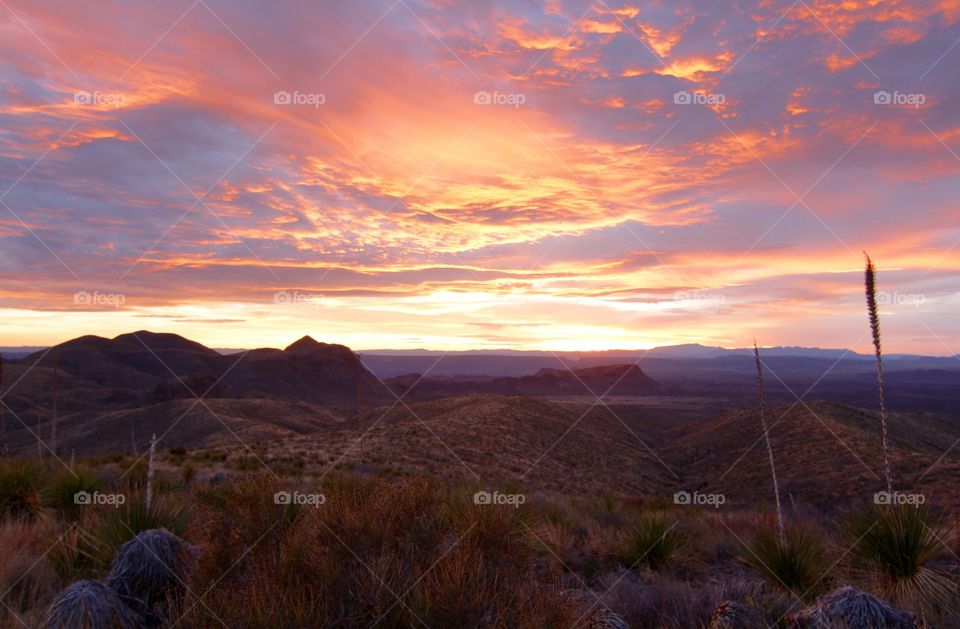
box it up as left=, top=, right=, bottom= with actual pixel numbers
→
left=619, top=513, right=683, bottom=571
left=740, top=523, right=832, bottom=598
left=844, top=504, right=958, bottom=620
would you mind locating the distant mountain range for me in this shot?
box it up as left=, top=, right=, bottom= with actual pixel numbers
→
left=359, top=342, right=952, bottom=361
left=0, top=331, right=664, bottom=456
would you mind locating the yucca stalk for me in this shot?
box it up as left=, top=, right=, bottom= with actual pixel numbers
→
left=754, top=340, right=785, bottom=545
left=51, top=355, right=59, bottom=456
left=145, top=433, right=156, bottom=511
left=864, top=253, right=894, bottom=496
left=356, top=359, right=364, bottom=459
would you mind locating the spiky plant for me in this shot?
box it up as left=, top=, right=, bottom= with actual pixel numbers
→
left=864, top=253, right=893, bottom=495
left=740, top=523, right=832, bottom=598
left=620, top=513, right=683, bottom=570
left=792, top=586, right=919, bottom=628
left=106, top=528, right=199, bottom=626
left=41, top=579, right=144, bottom=629
left=843, top=504, right=958, bottom=621
left=754, top=340, right=785, bottom=545
left=86, top=495, right=194, bottom=566
left=0, top=458, right=47, bottom=519
left=43, top=466, right=103, bottom=520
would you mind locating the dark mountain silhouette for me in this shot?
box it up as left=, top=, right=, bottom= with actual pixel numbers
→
left=0, top=331, right=665, bottom=456
left=388, top=362, right=661, bottom=399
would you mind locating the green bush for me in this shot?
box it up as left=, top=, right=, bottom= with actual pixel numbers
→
left=844, top=504, right=959, bottom=620
left=740, top=524, right=832, bottom=598
left=620, top=513, right=684, bottom=570
left=0, top=459, right=47, bottom=519
left=85, top=495, right=194, bottom=565
left=42, top=467, right=103, bottom=520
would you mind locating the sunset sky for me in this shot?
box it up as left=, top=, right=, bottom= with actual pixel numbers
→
left=0, top=0, right=958, bottom=353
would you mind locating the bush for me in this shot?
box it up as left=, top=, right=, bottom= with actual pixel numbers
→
left=41, top=579, right=143, bottom=629
left=43, top=467, right=103, bottom=520
left=0, top=459, right=47, bottom=520
left=619, top=513, right=684, bottom=570
left=843, top=504, right=958, bottom=620
left=106, top=529, right=199, bottom=625
left=740, top=524, right=832, bottom=598
left=85, top=495, right=194, bottom=566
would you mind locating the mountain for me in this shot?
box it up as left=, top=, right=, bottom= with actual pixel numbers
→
left=387, top=363, right=661, bottom=400
left=1, top=331, right=392, bottom=456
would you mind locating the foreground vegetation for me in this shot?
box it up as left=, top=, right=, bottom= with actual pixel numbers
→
left=0, top=456, right=957, bottom=627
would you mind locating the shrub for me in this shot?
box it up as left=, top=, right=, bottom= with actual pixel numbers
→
left=843, top=504, right=958, bottom=620
left=619, top=513, right=684, bottom=571
left=86, top=495, right=194, bottom=566
left=43, top=467, right=103, bottom=520
left=791, top=585, right=919, bottom=628
left=41, top=579, right=143, bottom=629
left=106, top=528, right=199, bottom=625
left=740, top=523, right=832, bottom=598
left=0, top=459, right=47, bottom=520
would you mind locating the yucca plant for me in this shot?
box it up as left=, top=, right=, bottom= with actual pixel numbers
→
left=41, top=579, right=144, bottom=629
left=843, top=504, right=958, bottom=620
left=85, top=495, right=194, bottom=566
left=0, top=458, right=48, bottom=519
left=106, top=528, right=199, bottom=625
left=620, top=513, right=683, bottom=570
left=864, top=253, right=894, bottom=495
left=741, top=523, right=832, bottom=599
left=42, top=466, right=103, bottom=520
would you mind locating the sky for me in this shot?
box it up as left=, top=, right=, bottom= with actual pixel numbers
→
left=0, top=0, right=958, bottom=354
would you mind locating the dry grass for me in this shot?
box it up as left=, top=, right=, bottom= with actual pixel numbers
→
left=0, top=457, right=952, bottom=627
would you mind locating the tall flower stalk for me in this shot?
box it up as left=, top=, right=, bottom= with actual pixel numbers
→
left=51, top=355, right=59, bottom=456
left=754, top=340, right=785, bottom=545
left=146, top=433, right=157, bottom=511
left=864, top=253, right=894, bottom=496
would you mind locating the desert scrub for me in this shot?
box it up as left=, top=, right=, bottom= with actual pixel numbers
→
left=618, top=512, right=684, bottom=571
left=0, top=458, right=48, bottom=520
left=43, top=466, right=103, bottom=520
left=82, top=495, right=194, bottom=567
left=184, top=474, right=580, bottom=627
left=739, top=522, right=832, bottom=599
left=0, top=519, right=61, bottom=625
left=843, top=503, right=958, bottom=622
